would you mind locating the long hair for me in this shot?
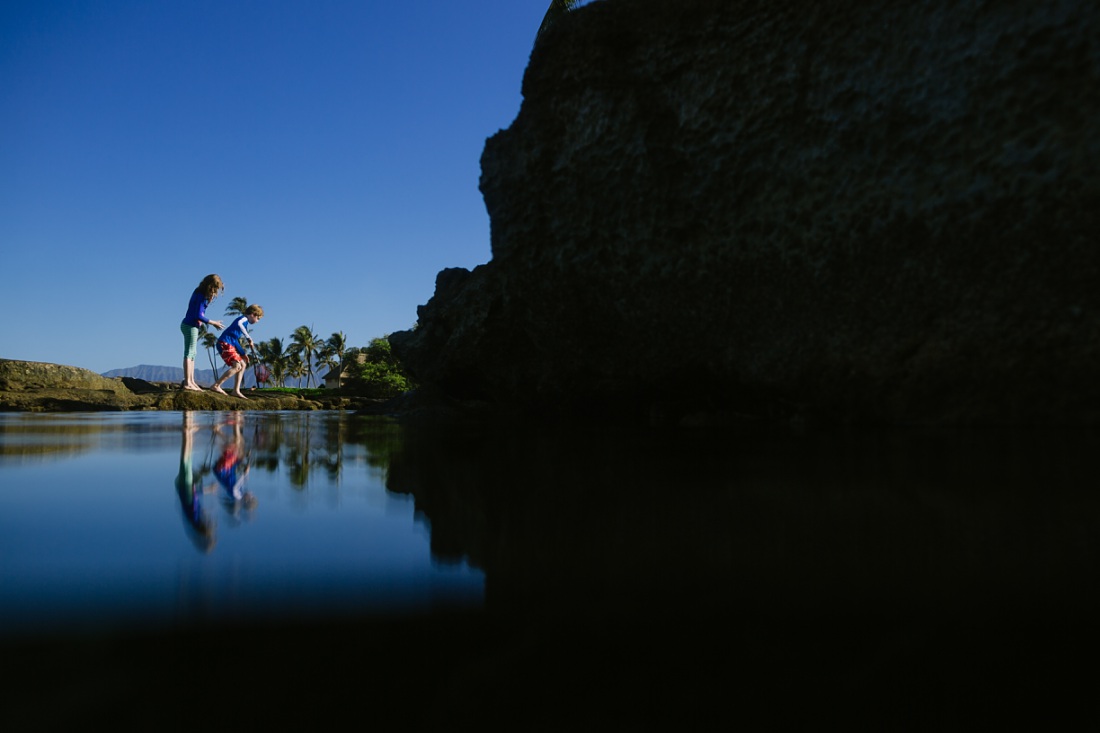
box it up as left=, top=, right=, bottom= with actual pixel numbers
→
left=198, top=274, right=224, bottom=302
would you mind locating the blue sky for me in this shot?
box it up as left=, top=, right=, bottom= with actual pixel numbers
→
left=1, top=0, right=552, bottom=374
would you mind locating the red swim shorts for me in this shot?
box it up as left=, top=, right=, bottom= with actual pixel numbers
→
left=218, top=342, right=247, bottom=367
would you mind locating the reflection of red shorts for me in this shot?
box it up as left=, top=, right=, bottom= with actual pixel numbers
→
left=218, top=342, right=247, bottom=367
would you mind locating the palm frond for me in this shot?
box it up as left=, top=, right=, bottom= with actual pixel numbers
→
left=224, top=296, right=249, bottom=317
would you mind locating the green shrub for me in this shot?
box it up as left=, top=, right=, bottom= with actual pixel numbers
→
left=345, top=338, right=415, bottom=398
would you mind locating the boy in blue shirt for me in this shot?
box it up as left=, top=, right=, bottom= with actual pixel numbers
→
left=211, top=304, right=264, bottom=399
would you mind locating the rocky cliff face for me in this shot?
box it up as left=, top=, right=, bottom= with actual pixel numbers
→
left=391, top=0, right=1100, bottom=426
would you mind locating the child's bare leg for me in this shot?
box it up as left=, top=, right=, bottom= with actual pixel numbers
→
left=232, top=368, right=248, bottom=399
left=183, top=359, right=201, bottom=390
left=212, top=363, right=238, bottom=395
left=233, top=372, right=248, bottom=400
left=211, top=369, right=224, bottom=393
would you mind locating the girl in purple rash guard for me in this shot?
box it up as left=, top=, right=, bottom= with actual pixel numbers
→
left=180, top=274, right=225, bottom=391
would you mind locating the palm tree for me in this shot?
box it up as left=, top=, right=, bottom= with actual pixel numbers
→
left=317, top=348, right=339, bottom=386
left=327, top=331, right=347, bottom=366
left=258, top=337, right=286, bottom=387
left=224, top=296, right=249, bottom=319
left=200, top=327, right=221, bottom=381
left=286, top=352, right=307, bottom=388
left=289, top=325, right=321, bottom=388
left=318, top=331, right=347, bottom=386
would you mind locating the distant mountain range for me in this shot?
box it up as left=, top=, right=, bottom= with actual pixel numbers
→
left=102, top=364, right=266, bottom=388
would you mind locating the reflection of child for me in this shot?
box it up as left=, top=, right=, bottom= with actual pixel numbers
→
left=214, top=442, right=255, bottom=504
left=213, top=416, right=258, bottom=512
left=212, top=305, right=264, bottom=399
left=174, top=413, right=217, bottom=552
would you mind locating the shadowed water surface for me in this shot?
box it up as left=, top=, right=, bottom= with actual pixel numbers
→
left=3, top=411, right=1098, bottom=729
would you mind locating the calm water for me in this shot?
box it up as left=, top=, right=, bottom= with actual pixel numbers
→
left=0, top=411, right=484, bottom=637
left=4, top=411, right=1100, bottom=726
left=4, top=412, right=1099, bottom=641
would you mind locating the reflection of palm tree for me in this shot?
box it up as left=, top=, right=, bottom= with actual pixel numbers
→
left=320, top=411, right=348, bottom=482
left=287, top=445, right=310, bottom=487
left=290, top=325, right=321, bottom=388
left=345, top=415, right=404, bottom=474
left=201, top=327, right=221, bottom=382
left=249, top=413, right=283, bottom=472
left=185, top=412, right=395, bottom=493
left=284, top=414, right=313, bottom=488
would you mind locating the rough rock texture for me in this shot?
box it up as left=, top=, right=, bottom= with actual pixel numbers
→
left=0, top=359, right=141, bottom=410
left=0, top=359, right=130, bottom=393
left=0, top=359, right=370, bottom=412
left=391, top=0, right=1100, bottom=426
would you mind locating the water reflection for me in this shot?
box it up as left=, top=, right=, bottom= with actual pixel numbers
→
left=374, top=422, right=1100, bottom=729
left=0, top=411, right=484, bottom=637
left=210, top=413, right=258, bottom=517
left=174, top=412, right=261, bottom=553
left=383, top=422, right=1100, bottom=618
left=175, top=412, right=217, bottom=552
left=4, top=412, right=1099, bottom=728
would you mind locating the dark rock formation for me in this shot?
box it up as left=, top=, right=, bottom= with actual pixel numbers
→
left=391, top=0, right=1100, bottom=426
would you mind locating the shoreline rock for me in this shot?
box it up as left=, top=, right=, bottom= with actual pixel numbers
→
left=0, top=359, right=383, bottom=413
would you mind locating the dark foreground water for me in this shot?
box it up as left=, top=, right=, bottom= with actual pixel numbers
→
left=2, top=411, right=1098, bottom=729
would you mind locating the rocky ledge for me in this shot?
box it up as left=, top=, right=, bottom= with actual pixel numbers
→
left=0, top=359, right=379, bottom=412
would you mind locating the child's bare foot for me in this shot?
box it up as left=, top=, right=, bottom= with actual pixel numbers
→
left=183, top=383, right=202, bottom=392
left=212, top=385, right=227, bottom=395
left=233, top=391, right=248, bottom=399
